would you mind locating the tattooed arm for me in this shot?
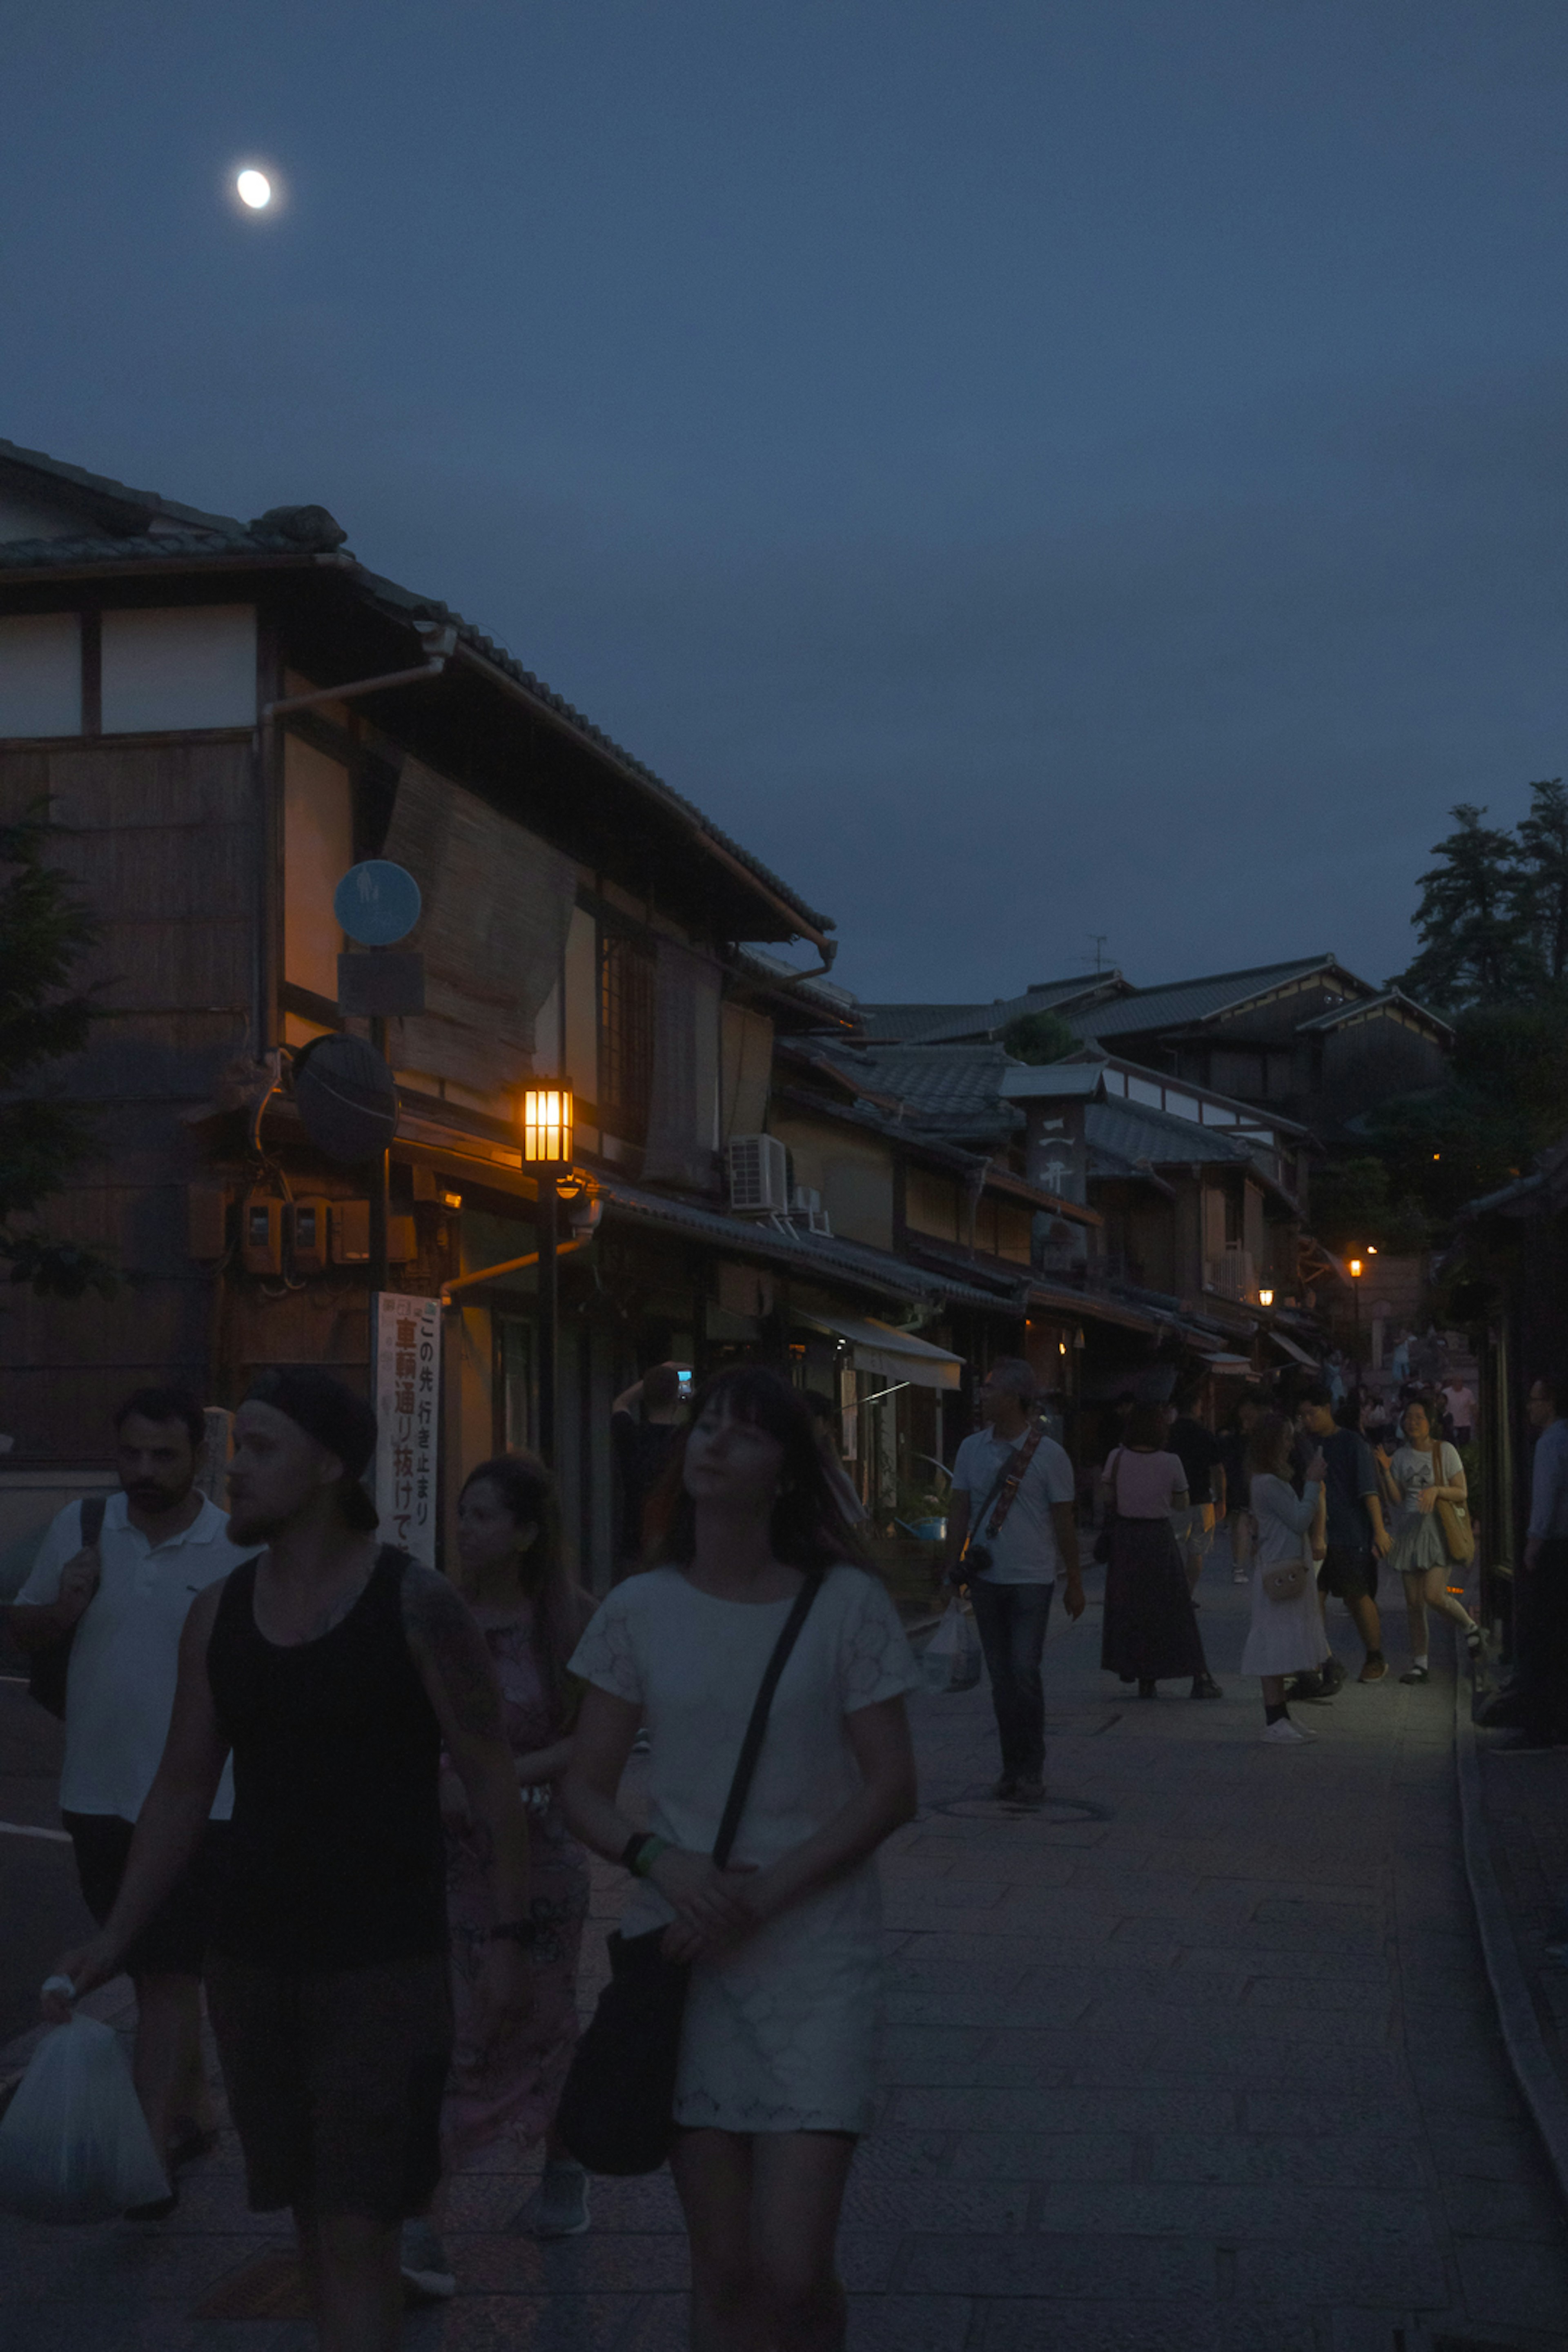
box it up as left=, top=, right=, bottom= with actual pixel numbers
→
left=402, top=1564, right=532, bottom=2034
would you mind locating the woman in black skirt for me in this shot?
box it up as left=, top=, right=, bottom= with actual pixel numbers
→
left=1100, top=1403, right=1222, bottom=1699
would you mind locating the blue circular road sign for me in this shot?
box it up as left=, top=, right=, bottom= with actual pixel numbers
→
left=334, top=860, right=422, bottom=947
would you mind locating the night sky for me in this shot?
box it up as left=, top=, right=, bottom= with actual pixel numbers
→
left=5, top=3, right=1566, bottom=1002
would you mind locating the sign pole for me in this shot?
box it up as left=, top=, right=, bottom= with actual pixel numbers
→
left=369, top=1008, right=390, bottom=1296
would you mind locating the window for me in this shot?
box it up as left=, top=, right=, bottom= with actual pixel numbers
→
left=599, top=929, right=655, bottom=1139
left=100, top=605, right=256, bottom=732
left=0, top=613, right=80, bottom=736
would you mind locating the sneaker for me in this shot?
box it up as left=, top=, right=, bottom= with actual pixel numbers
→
left=400, top=2219, right=455, bottom=2301
left=1399, top=1666, right=1430, bottom=1685
left=1287, top=1673, right=1334, bottom=1704
left=1260, top=1719, right=1314, bottom=1744
left=992, top=1772, right=1019, bottom=1799
left=1358, top=1657, right=1389, bottom=1683
left=1012, top=1775, right=1045, bottom=1804
left=531, top=2160, right=591, bottom=2238
left=1320, top=1656, right=1347, bottom=1695
left=1191, top=1673, right=1223, bottom=1701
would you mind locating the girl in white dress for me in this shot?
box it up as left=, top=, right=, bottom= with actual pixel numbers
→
left=1242, top=1412, right=1332, bottom=1745
left=1383, top=1396, right=1479, bottom=1684
left=564, top=1366, right=919, bottom=2352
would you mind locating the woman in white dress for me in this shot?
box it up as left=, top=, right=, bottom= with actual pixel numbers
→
left=1383, top=1396, right=1479, bottom=1685
left=1243, top=1413, right=1332, bottom=1745
left=563, top=1365, right=919, bottom=2352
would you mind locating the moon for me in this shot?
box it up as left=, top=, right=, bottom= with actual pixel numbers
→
left=236, top=169, right=272, bottom=210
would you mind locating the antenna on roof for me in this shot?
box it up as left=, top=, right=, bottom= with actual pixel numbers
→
left=1082, top=934, right=1109, bottom=973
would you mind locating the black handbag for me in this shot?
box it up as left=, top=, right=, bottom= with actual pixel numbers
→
left=27, top=1496, right=106, bottom=1719
left=555, top=1570, right=822, bottom=2175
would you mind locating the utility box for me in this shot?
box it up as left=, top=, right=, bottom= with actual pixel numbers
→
left=242, top=1192, right=283, bottom=1276
left=388, top=1214, right=417, bottom=1265
left=290, top=1198, right=331, bottom=1276
left=331, top=1200, right=371, bottom=1264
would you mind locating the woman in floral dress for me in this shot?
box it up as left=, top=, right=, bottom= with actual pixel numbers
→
left=401, top=1451, right=595, bottom=2301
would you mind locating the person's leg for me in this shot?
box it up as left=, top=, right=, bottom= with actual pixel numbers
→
left=1347, top=1591, right=1383, bottom=1664
left=1419, top=1564, right=1477, bottom=1636
left=670, top=2128, right=759, bottom=2352
left=967, top=1580, right=1023, bottom=1787
left=749, top=2132, right=858, bottom=2352
left=1008, top=1586, right=1053, bottom=1791
left=1402, top=1570, right=1429, bottom=1674
left=295, top=2209, right=403, bottom=2352
left=130, top=1972, right=205, bottom=2158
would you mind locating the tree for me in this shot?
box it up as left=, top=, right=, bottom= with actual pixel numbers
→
left=0, top=811, right=115, bottom=1298
left=1397, top=802, right=1541, bottom=1014
left=1001, top=1009, right=1076, bottom=1065
left=1307, top=1156, right=1430, bottom=1257
left=1513, top=777, right=1568, bottom=989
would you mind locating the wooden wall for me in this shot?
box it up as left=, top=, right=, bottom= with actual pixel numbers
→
left=0, top=736, right=257, bottom=1459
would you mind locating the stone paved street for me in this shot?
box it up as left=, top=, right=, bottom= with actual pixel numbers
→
left=4, top=1547, right=1568, bottom=2350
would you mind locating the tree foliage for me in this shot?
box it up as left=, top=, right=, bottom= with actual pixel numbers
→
left=1398, top=802, right=1540, bottom=1015
left=0, top=811, right=115, bottom=1297
left=1001, top=1009, right=1076, bottom=1065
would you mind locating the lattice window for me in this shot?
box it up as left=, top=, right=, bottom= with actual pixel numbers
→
left=599, top=930, right=655, bottom=1140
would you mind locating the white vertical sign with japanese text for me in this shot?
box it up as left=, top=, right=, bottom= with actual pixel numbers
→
left=374, top=1293, right=441, bottom=1567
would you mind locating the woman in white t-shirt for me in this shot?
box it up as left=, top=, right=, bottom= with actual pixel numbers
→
left=1099, top=1403, right=1220, bottom=1701
left=1384, top=1396, right=1479, bottom=1685
left=563, top=1366, right=919, bottom=2352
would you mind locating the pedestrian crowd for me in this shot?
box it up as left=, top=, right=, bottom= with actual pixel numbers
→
left=1, top=1336, right=1556, bottom=2351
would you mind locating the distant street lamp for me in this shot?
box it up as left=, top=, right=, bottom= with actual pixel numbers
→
left=1348, top=1255, right=1365, bottom=1376
left=523, top=1089, right=574, bottom=1464
left=1258, top=1287, right=1274, bottom=1309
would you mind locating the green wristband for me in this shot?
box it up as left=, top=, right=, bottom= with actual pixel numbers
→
left=630, top=1835, right=671, bottom=1879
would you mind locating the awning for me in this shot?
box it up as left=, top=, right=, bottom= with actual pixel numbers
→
left=1205, top=1353, right=1256, bottom=1374
left=793, top=1308, right=964, bottom=1391
left=1268, top=1329, right=1319, bottom=1368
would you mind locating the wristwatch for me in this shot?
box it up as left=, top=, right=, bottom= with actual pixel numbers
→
left=483, top=1918, right=538, bottom=1948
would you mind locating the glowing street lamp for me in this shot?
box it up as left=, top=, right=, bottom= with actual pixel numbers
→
left=523, top=1088, right=575, bottom=1462
left=1258, top=1287, right=1274, bottom=1308
left=1348, top=1254, right=1365, bottom=1374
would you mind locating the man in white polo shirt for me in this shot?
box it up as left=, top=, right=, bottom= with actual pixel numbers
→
left=9, top=1385, right=254, bottom=2206
left=940, top=1357, right=1085, bottom=1804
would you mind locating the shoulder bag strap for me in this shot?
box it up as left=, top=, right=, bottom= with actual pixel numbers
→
left=80, top=1495, right=107, bottom=1546
left=712, top=1572, right=823, bottom=1869
left=983, top=1421, right=1048, bottom=1540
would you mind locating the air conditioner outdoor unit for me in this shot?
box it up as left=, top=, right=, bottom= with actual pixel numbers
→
left=791, top=1185, right=832, bottom=1236
left=728, top=1134, right=790, bottom=1215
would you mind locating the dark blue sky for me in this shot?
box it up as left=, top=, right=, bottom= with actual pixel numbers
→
left=5, top=2, right=1567, bottom=1000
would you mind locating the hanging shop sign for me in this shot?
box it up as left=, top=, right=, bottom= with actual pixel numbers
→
left=374, top=1292, right=441, bottom=1567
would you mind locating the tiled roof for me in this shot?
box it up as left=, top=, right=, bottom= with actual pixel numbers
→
left=857, top=975, right=1123, bottom=1045
left=819, top=1042, right=1022, bottom=1132
left=1293, top=987, right=1453, bottom=1041
left=0, top=439, right=831, bottom=939
left=1087, top=1097, right=1258, bottom=1174
left=1068, top=957, right=1345, bottom=1040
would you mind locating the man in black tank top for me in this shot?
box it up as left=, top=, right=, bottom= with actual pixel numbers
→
left=50, top=1370, right=534, bottom=2350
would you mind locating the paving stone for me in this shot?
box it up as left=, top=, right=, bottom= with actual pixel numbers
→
left=886, top=2084, right=1240, bottom=2133
left=450, top=2231, right=691, bottom=2292
left=1232, top=2238, right=1449, bottom=2307
left=979, top=2302, right=1317, bottom=2351
left=1441, top=2174, right=1568, bottom=2245
left=899, top=2230, right=1217, bottom=2298
left=435, top=2294, right=641, bottom=2350
left=843, top=2177, right=1029, bottom=2231
left=951, top=2131, right=1136, bottom=2182
left=1144, top=2130, right=1421, bottom=2187
left=1030, top=2180, right=1439, bottom=2243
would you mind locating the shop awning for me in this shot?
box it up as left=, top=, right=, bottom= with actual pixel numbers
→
left=793, top=1309, right=964, bottom=1391
left=1267, top=1329, right=1319, bottom=1369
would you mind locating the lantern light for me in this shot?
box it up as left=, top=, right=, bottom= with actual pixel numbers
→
left=1349, top=1258, right=1363, bottom=1279
left=522, top=1088, right=574, bottom=1166
left=1258, top=1287, right=1274, bottom=1307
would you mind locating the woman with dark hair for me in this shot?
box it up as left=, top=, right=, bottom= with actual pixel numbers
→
left=1384, top=1394, right=1479, bottom=1684
left=563, top=1366, right=919, bottom=2352
left=401, top=1450, right=597, bottom=2301
left=1099, top=1402, right=1220, bottom=1701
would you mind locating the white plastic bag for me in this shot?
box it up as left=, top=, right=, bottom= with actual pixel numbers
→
left=0, top=1989, right=167, bottom=2223
left=920, top=1600, right=983, bottom=1695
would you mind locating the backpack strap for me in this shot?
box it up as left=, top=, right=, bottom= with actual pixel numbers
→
left=80, top=1495, right=107, bottom=1546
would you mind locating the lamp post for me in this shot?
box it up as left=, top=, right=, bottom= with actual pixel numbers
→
left=1348, top=1257, right=1364, bottom=1377
left=523, top=1089, right=574, bottom=1465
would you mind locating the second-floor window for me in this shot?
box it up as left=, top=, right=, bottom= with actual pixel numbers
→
left=599, top=929, right=655, bottom=1140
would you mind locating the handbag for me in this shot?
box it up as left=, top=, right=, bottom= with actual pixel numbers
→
left=28, top=1497, right=106, bottom=1720
left=555, top=1570, right=823, bottom=2176
left=1262, top=1557, right=1309, bottom=1605
left=1437, top=1497, right=1475, bottom=1566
